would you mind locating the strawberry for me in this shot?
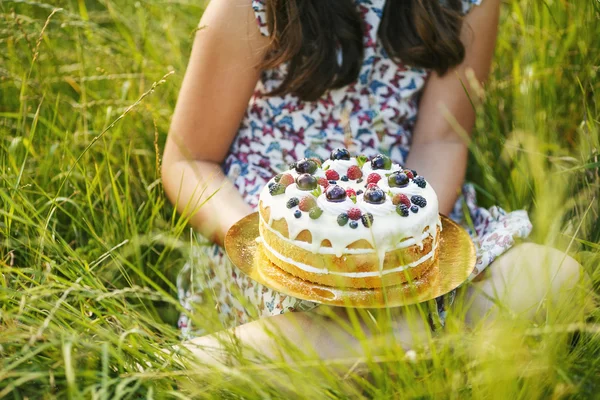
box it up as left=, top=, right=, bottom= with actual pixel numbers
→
left=279, top=173, right=294, bottom=187
left=404, top=170, right=414, bottom=179
left=347, top=165, right=363, bottom=180
left=345, top=188, right=356, bottom=197
left=325, top=169, right=340, bottom=181
left=366, top=173, right=381, bottom=185
left=392, top=193, right=411, bottom=208
left=366, top=182, right=379, bottom=190
left=317, top=177, right=329, bottom=188
left=347, top=207, right=362, bottom=221
left=298, top=196, right=317, bottom=212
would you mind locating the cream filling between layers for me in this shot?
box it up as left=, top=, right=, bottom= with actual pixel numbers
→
left=259, top=237, right=439, bottom=277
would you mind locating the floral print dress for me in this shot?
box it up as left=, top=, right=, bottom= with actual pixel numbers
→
left=177, top=0, right=532, bottom=338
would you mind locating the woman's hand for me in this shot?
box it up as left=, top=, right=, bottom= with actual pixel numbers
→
left=405, top=0, right=501, bottom=215
left=162, top=0, right=269, bottom=245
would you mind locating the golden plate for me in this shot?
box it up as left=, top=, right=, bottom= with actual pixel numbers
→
left=224, top=212, right=475, bottom=308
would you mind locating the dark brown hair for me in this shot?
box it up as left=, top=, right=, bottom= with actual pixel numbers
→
left=260, top=0, right=466, bottom=101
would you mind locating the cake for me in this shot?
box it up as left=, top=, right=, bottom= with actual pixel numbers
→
left=257, top=149, right=442, bottom=289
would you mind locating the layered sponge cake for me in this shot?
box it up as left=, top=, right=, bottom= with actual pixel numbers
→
left=257, top=149, right=441, bottom=289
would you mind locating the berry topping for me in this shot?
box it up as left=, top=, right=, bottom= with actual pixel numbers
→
left=325, top=169, right=340, bottom=181
left=309, top=157, right=323, bottom=167
left=370, top=154, right=392, bottom=170
left=345, top=188, right=356, bottom=197
left=413, top=176, right=426, bottom=188
left=363, top=187, right=386, bottom=204
left=366, top=173, right=381, bottom=185
left=294, top=210, right=302, bottom=218
left=346, top=166, right=363, bottom=180
left=309, top=207, right=323, bottom=219
left=341, top=175, right=349, bottom=182
left=404, top=170, right=414, bottom=179
left=274, top=174, right=283, bottom=183
left=279, top=173, right=294, bottom=187
left=269, top=183, right=286, bottom=195
left=410, top=205, right=419, bottom=213
left=356, top=189, right=364, bottom=195
left=349, top=221, right=359, bottom=229
left=325, top=185, right=347, bottom=202
left=337, top=213, right=349, bottom=226
left=361, top=213, right=374, bottom=228
left=298, top=196, right=317, bottom=212
left=286, top=197, right=299, bottom=209
left=317, top=177, right=329, bottom=188
left=388, top=171, right=410, bottom=188
left=392, top=193, right=411, bottom=208
left=296, top=173, right=318, bottom=190
left=347, top=208, right=362, bottom=221
left=411, top=195, right=427, bottom=208
left=330, top=148, right=351, bottom=161
left=328, top=180, right=337, bottom=185
left=295, top=158, right=318, bottom=174
left=396, top=204, right=409, bottom=217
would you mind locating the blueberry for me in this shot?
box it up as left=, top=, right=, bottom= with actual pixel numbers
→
left=388, top=171, right=409, bottom=188
left=411, top=195, right=427, bottom=208
left=363, top=187, right=386, bottom=204
left=370, top=154, right=392, bottom=170
left=325, top=185, right=347, bottom=202
left=411, top=169, right=418, bottom=177
left=337, top=213, right=349, bottom=226
left=268, top=182, right=275, bottom=189
left=361, top=213, right=374, bottom=228
left=341, top=175, right=349, bottom=182
left=294, top=210, right=302, bottom=218
left=349, top=221, right=358, bottom=229
left=295, top=158, right=318, bottom=174
left=330, top=148, right=351, bottom=161
left=269, top=183, right=286, bottom=195
left=286, top=197, right=299, bottom=209
left=328, top=180, right=337, bottom=184
left=413, top=176, right=426, bottom=188
left=410, top=205, right=419, bottom=213
left=356, top=190, right=364, bottom=195
left=296, top=173, right=318, bottom=190
left=357, top=178, right=364, bottom=184
left=396, top=204, right=409, bottom=217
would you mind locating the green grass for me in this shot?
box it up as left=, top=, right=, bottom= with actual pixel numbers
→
left=1, top=0, right=599, bottom=398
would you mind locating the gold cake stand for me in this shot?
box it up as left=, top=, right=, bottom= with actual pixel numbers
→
left=224, top=212, right=475, bottom=308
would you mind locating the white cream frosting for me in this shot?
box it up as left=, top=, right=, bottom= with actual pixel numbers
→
left=260, top=155, right=442, bottom=269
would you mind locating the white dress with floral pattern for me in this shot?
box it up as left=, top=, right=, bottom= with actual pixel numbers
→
left=177, top=0, right=532, bottom=338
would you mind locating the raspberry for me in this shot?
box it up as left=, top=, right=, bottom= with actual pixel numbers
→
left=269, top=183, right=286, bottom=196
left=325, top=169, right=340, bottom=181
left=396, top=204, right=409, bottom=217
left=413, top=176, right=426, bottom=188
left=361, top=213, right=374, bottom=228
left=347, top=166, right=363, bottom=180
left=337, top=213, right=349, bottom=226
left=347, top=208, right=362, bottom=221
left=317, top=177, right=329, bottom=188
left=392, top=193, right=411, bottom=208
left=309, top=207, right=323, bottom=219
left=298, top=196, right=317, bottom=212
left=279, top=173, right=294, bottom=187
left=411, top=195, right=427, bottom=208
left=366, top=182, right=379, bottom=190
left=366, top=173, right=381, bottom=185
left=286, top=197, right=299, bottom=209
left=345, top=188, right=356, bottom=197
left=349, top=221, right=359, bottom=229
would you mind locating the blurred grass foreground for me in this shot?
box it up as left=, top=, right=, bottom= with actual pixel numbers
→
left=1, top=0, right=599, bottom=398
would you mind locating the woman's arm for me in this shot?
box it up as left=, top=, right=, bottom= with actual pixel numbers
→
left=162, top=0, right=269, bottom=246
left=405, top=0, right=501, bottom=215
